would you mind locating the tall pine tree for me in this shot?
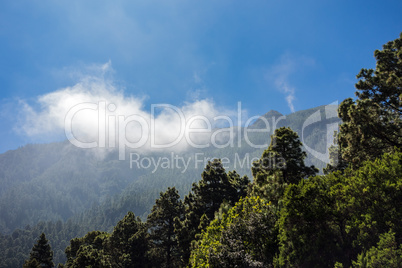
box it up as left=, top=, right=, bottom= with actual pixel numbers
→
left=176, top=159, right=249, bottom=265
left=252, top=127, right=317, bottom=185
left=108, top=211, right=148, bottom=267
left=147, top=187, right=184, bottom=268
left=24, top=233, right=54, bottom=268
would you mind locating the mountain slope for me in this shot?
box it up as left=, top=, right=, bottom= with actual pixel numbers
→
left=0, top=104, right=340, bottom=234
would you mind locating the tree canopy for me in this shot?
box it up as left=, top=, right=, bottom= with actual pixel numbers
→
left=338, top=33, right=402, bottom=168
left=24, top=233, right=54, bottom=268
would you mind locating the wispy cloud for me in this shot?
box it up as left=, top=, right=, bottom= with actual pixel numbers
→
left=266, top=53, right=315, bottom=113
left=285, top=87, right=295, bottom=113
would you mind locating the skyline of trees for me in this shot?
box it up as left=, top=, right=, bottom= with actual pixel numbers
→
left=3, top=32, right=402, bottom=267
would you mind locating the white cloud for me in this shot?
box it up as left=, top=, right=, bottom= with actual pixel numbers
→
left=18, top=63, right=240, bottom=157
left=266, top=53, right=315, bottom=113
left=285, top=88, right=295, bottom=113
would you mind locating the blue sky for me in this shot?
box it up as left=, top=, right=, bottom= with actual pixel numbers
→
left=0, top=0, right=401, bottom=153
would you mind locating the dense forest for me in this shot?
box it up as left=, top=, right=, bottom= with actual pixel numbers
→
left=1, top=33, right=401, bottom=267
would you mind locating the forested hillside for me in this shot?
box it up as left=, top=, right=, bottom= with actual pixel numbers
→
left=0, top=104, right=337, bottom=232
left=1, top=33, right=401, bottom=267
left=0, top=105, right=338, bottom=266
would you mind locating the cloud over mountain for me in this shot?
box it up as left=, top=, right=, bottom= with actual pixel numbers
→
left=18, top=63, right=240, bottom=157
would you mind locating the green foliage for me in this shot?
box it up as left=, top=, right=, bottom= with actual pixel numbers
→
left=23, top=258, right=41, bottom=268
left=276, top=150, right=402, bottom=267
left=175, top=159, right=249, bottom=265
left=26, top=233, right=54, bottom=268
left=252, top=127, right=317, bottom=185
left=0, top=220, right=85, bottom=267
left=108, top=211, right=148, bottom=267
left=338, top=33, right=402, bottom=168
left=353, top=231, right=402, bottom=268
left=0, top=142, right=145, bottom=235
left=189, top=196, right=276, bottom=267
left=228, top=170, right=250, bottom=201
left=147, top=187, right=184, bottom=268
left=276, top=176, right=345, bottom=267
left=194, top=159, right=245, bottom=219
left=65, top=231, right=111, bottom=267
left=252, top=127, right=317, bottom=206
left=323, top=131, right=348, bottom=174
left=64, top=211, right=149, bottom=268
left=0, top=105, right=337, bottom=266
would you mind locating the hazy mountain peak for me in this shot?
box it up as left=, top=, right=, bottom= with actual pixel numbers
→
left=262, top=110, right=284, bottom=118
left=249, top=110, right=285, bottom=129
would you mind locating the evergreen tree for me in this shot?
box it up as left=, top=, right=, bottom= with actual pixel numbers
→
left=174, top=192, right=201, bottom=265
left=147, top=187, right=184, bottom=268
left=176, top=159, right=249, bottom=265
left=65, top=231, right=111, bottom=267
left=108, top=211, right=148, bottom=267
left=252, top=127, right=317, bottom=185
left=192, top=159, right=241, bottom=220
left=26, top=233, right=54, bottom=268
left=277, top=150, right=402, bottom=267
left=227, top=170, right=250, bottom=201
left=189, top=196, right=277, bottom=267
left=252, top=127, right=317, bottom=204
left=338, top=33, right=402, bottom=168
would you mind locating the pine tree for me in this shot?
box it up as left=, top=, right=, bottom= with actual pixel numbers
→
left=25, top=233, right=54, bottom=268
left=108, top=211, right=148, bottom=267
left=338, top=33, right=402, bottom=168
left=189, top=196, right=277, bottom=267
left=192, top=159, right=238, bottom=220
left=65, top=231, right=111, bottom=267
left=252, top=127, right=317, bottom=185
left=176, top=159, right=249, bottom=265
left=147, top=187, right=184, bottom=268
